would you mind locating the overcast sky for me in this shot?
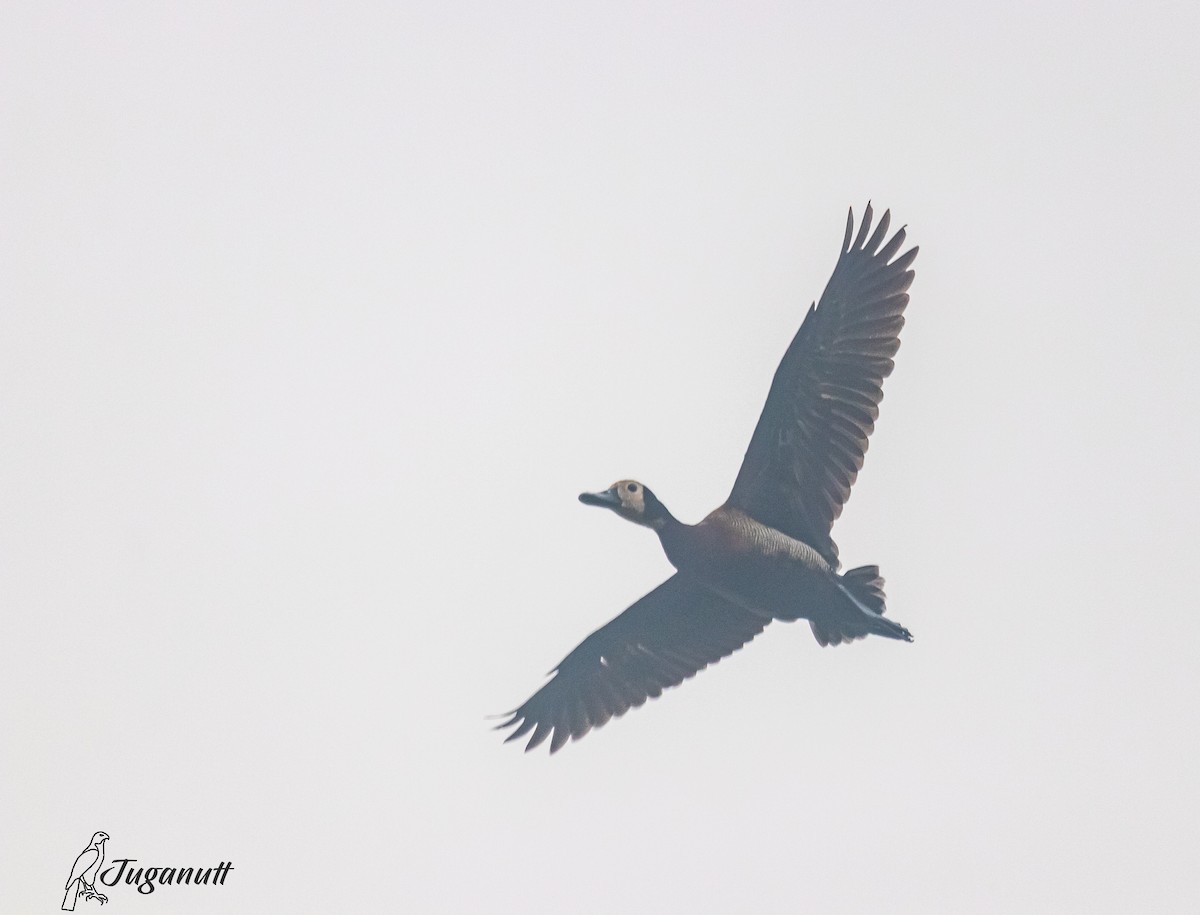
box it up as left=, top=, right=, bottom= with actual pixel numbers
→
left=3, top=2, right=1199, bottom=913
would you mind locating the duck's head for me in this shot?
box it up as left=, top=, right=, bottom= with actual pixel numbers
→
left=579, top=480, right=672, bottom=530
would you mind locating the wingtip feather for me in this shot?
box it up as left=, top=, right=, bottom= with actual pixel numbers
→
left=852, top=203, right=874, bottom=250
left=865, top=210, right=891, bottom=254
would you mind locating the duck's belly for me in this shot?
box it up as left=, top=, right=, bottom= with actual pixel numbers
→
left=689, top=555, right=835, bottom=622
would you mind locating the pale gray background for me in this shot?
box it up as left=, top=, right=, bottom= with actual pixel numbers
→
left=3, top=2, right=1198, bottom=913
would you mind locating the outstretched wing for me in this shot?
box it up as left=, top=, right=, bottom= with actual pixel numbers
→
left=66, top=848, right=98, bottom=888
left=497, top=574, right=770, bottom=753
left=727, top=204, right=918, bottom=567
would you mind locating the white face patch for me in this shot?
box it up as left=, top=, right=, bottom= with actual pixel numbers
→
left=587, top=480, right=666, bottom=530
left=616, top=481, right=645, bottom=514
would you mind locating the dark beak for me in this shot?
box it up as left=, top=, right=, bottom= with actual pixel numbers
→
left=579, top=488, right=621, bottom=509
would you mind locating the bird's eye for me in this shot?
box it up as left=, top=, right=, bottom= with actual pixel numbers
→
left=626, top=483, right=638, bottom=493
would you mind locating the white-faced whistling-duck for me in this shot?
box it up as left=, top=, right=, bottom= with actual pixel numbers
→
left=499, top=204, right=918, bottom=753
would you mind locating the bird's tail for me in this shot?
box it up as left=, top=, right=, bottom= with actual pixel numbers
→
left=62, top=880, right=78, bottom=912
left=810, top=565, right=914, bottom=646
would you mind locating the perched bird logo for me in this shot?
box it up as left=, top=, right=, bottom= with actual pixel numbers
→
left=62, top=831, right=109, bottom=910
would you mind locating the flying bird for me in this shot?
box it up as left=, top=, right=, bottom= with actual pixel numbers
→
left=62, top=831, right=109, bottom=910
left=499, top=204, right=918, bottom=753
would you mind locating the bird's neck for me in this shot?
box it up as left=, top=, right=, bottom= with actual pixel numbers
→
left=651, top=510, right=690, bottom=564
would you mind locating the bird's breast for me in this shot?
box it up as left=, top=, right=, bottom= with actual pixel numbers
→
left=659, top=509, right=830, bottom=585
